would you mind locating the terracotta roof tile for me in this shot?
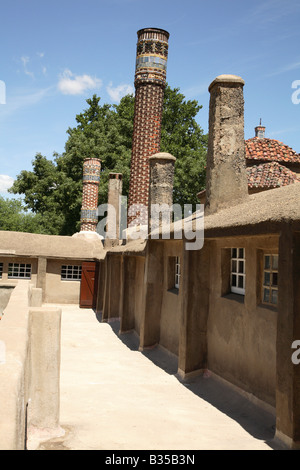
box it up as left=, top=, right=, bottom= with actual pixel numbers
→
left=247, top=161, right=300, bottom=189
left=245, top=137, right=300, bottom=164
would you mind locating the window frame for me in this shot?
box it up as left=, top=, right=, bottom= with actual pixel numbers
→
left=230, top=248, right=246, bottom=295
left=8, top=262, right=32, bottom=279
left=174, top=256, right=181, bottom=290
left=61, top=264, right=82, bottom=281
left=262, top=254, right=278, bottom=307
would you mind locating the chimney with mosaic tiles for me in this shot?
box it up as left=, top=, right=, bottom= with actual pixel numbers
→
left=127, top=28, right=170, bottom=228
left=80, top=157, right=101, bottom=232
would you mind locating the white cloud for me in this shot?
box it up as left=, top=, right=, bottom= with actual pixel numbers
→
left=58, top=69, right=102, bottom=95
left=106, top=82, right=134, bottom=102
left=21, top=56, right=35, bottom=79
left=0, top=175, right=14, bottom=193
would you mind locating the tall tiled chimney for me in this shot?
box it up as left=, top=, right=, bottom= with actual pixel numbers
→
left=255, top=119, right=266, bottom=139
left=80, top=157, right=101, bottom=232
left=205, top=74, right=248, bottom=214
left=127, top=28, right=170, bottom=228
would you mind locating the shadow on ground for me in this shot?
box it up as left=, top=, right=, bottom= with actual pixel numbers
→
left=96, top=313, right=288, bottom=450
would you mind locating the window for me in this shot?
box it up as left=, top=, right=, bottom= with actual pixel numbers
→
left=8, top=263, right=31, bottom=279
left=0, top=263, right=3, bottom=278
left=61, top=265, right=82, bottom=281
left=262, top=254, right=278, bottom=306
left=231, top=248, right=245, bottom=295
left=167, top=256, right=180, bottom=292
left=175, top=257, right=181, bottom=289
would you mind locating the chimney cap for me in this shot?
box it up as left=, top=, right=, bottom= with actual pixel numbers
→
left=209, top=74, right=245, bottom=92
left=137, top=27, right=170, bottom=39
left=149, top=152, right=176, bottom=162
left=109, top=172, right=123, bottom=179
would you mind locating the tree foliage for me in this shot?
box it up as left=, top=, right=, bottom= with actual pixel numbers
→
left=0, top=196, right=49, bottom=233
left=9, top=85, right=207, bottom=235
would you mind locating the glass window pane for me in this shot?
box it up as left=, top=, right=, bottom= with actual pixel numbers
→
left=272, top=272, right=278, bottom=287
left=264, top=256, right=270, bottom=269
left=264, top=271, right=270, bottom=286
left=271, top=289, right=278, bottom=305
left=238, top=260, right=244, bottom=273
left=232, top=248, right=237, bottom=258
left=272, top=255, right=278, bottom=270
left=232, top=259, right=237, bottom=273
left=263, top=288, right=270, bottom=302
left=238, top=276, right=244, bottom=289
left=231, top=274, right=237, bottom=287
left=239, top=248, right=244, bottom=259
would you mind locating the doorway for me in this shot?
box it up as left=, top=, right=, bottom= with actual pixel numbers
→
left=80, top=261, right=99, bottom=309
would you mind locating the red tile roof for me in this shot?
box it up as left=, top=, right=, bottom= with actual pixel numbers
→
left=247, top=161, right=300, bottom=189
left=245, top=137, right=300, bottom=164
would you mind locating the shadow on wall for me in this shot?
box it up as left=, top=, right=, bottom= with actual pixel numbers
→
left=95, top=311, right=283, bottom=450
left=0, top=286, right=15, bottom=317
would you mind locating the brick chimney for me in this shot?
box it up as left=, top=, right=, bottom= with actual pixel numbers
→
left=80, top=157, right=101, bottom=232
left=127, top=28, right=170, bottom=228
left=205, top=74, right=248, bottom=214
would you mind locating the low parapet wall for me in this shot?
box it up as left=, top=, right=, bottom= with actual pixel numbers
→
left=0, top=281, right=61, bottom=450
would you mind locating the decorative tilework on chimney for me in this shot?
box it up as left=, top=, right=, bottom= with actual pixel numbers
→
left=80, top=157, right=101, bottom=232
left=128, top=28, right=170, bottom=227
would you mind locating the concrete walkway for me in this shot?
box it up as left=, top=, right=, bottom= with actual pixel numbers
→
left=31, top=304, right=284, bottom=450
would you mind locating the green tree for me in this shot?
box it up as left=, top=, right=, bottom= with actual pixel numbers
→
left=0, top=196, right=49, bottom=233
left=9, top=86, right=207, bottom=235
left=160, top=86, right=207, bottom=208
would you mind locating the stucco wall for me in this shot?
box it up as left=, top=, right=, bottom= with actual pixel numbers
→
left=159, top=240, right=182, bottom=355
left=0, top=256, right=38, bottom=286
left=96, top=260, right=105, bottom=313
left=207, top=235, right=278, bottom=406
left=44, top=259, right=82, bottom=304
left=121, top=255, right=145, bottom=335
left=0, top=285, right=15, bottom=316
left=133, top=256, right=145, bottom=335
left=0, top=281, right=61, bottom=450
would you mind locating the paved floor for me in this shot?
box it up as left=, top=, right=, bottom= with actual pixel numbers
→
left=30, top=304, right=285, bottom=450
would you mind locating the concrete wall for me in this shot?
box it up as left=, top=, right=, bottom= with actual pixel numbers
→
left=178, top=240, right=211, bottom=377
left=44, top=258, right=82, bottom=304
left=207, top=235, right=278, bottom=406
left=120, top=255, right=145, bottom=335
left=102, top=254, right=123, bottom=322
left=0, top=285, right=15, bottom=316
left=159, top=240, right=182, bottom=355
left=95, top=260, right=105, bottom=313
left=0, top=256, right=89, bottom=305
left=0, top=256, right=38, bottom=286
left=134, top=256, right=145, bottom=336
left=0, top=281, right=61, bottom=450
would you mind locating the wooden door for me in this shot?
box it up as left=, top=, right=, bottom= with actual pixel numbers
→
left=80, top=261, right=99, bottom=309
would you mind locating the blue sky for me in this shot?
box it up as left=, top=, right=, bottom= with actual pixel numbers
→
left=0, top=0, right=300, bottom=194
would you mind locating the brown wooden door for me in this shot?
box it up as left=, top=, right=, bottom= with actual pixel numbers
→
left=80, top=261, right=99, bottom=309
